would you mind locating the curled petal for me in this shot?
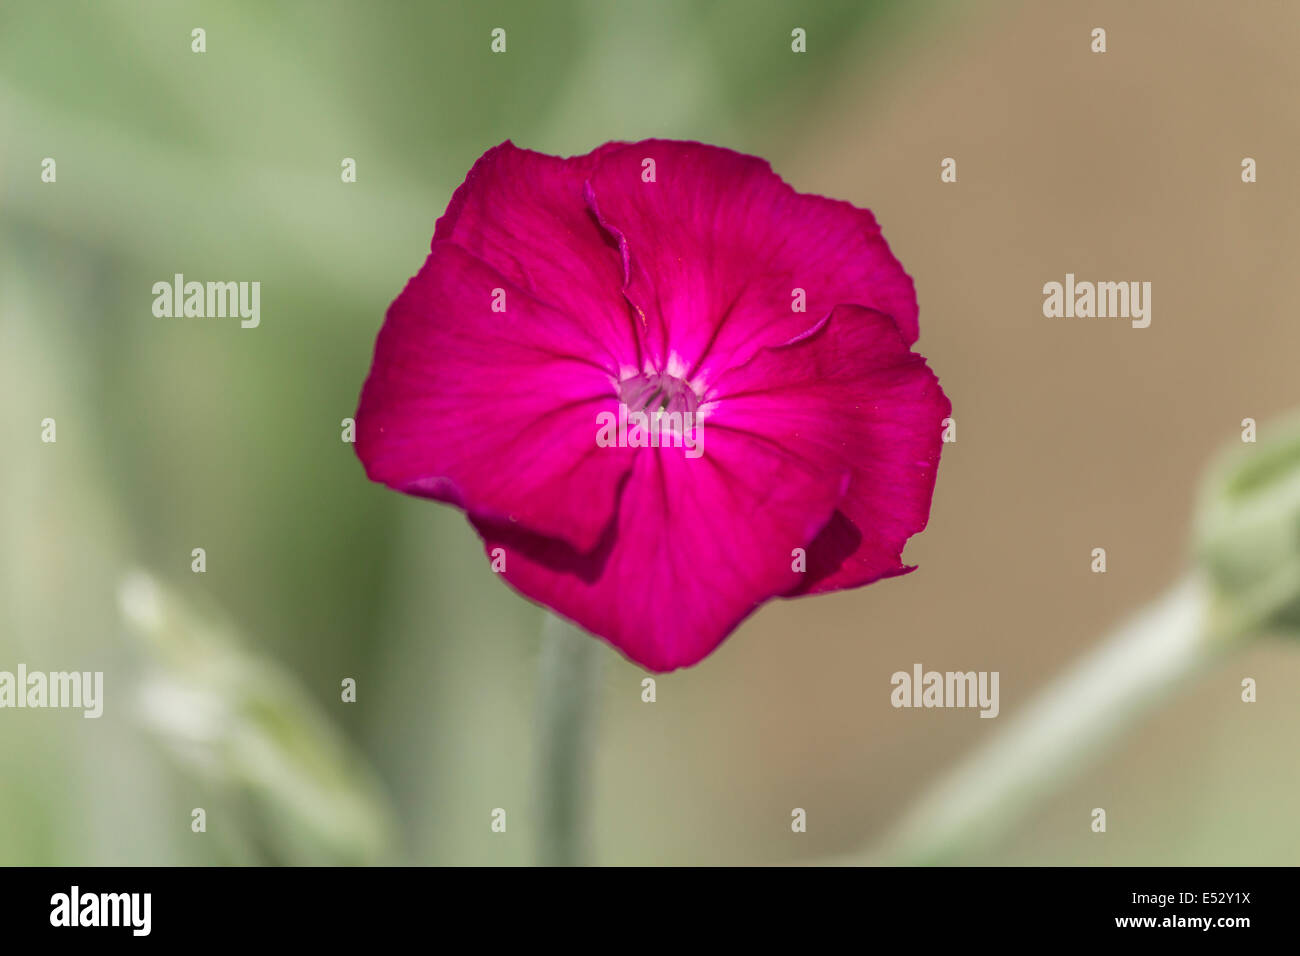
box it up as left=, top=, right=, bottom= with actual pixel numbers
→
left=585, top=139, right=919, bottom=382
left=437, top=140, right=642, bottom=370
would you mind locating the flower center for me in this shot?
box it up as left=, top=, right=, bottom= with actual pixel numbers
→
left=617, top=372, right=700, bottom=416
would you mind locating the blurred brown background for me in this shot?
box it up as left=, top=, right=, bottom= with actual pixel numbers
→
left=712, top=0, right=1300, bottom=865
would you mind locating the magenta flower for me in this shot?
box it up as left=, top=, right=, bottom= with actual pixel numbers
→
left=356, top=140, right=950, bottom=672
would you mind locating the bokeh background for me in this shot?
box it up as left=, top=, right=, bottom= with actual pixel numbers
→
left=3, top=0, right=1299, bottom=865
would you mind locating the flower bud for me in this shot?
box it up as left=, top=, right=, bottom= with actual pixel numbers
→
left=1194, top=415, right=1300, bottom=637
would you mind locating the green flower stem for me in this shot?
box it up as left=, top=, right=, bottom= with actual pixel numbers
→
left=535, top=613, right=603, bottom=866
left=869, top=574, right=1242, bottom=865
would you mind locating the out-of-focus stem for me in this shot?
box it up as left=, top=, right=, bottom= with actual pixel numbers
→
left=870, top=574, right=1236, bottom=864
left=535, top=613, right=603, bottom=866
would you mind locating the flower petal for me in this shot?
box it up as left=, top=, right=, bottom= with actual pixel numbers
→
left=713, top=304, right=949, bottom=596
left=584, top=139, right=919, bottom=383
left=435, top=140, right=643, bottom=370
left=473, top=403, right=855, bottom=672
left=355, top=242, right=634, bottom=553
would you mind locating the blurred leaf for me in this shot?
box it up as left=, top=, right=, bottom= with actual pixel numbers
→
left=119, top=569, right=397, bottom=865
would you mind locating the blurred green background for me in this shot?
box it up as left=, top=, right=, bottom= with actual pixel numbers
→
left=3, top=0, right=1299, bottom=865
